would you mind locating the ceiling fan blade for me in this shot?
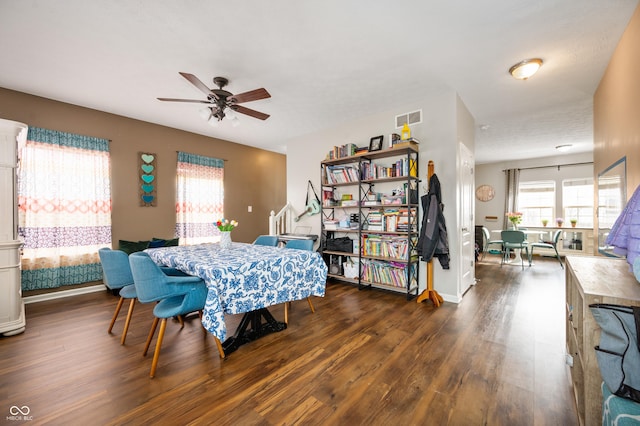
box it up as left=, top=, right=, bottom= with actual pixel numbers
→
left=230, top=88, right=271, bottom=104
left=179, top=72, right=217, bottom=98
left=234, top=105, right=270, bottom=120
left=157, top=97, right=213, bottom=104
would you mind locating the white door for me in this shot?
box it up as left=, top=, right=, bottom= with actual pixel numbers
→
left=459, top=142, right=475, bottom=295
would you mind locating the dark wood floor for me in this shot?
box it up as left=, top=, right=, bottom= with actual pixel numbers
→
left=0, top=255, right=578, bottom=425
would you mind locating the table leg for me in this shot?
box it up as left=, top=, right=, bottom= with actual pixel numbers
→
left=221, top=308, right=287, bottom=356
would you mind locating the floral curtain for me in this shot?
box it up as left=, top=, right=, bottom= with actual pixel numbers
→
left=175, top=152, right=224, bottom=245
left=17, top=127, right=112, bottom=290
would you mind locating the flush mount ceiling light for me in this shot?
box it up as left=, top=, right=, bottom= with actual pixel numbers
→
left=555, top=144, right=573, bottom=152
left=509, top=58, right=543, bottom=80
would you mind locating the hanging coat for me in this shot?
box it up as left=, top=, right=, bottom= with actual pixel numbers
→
left=417, top=173, right=450, bottom=269
left=606, top=184, right=640, bottom=270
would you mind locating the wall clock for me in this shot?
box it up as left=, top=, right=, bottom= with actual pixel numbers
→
left=475, top=184, right=495, bottom=202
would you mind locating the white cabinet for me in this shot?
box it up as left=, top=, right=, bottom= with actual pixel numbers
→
left=0, top=118, right=27, bottom=336
left=526, top=226, right=595, bottom=257
left=0, top=241, right=25, bottom=335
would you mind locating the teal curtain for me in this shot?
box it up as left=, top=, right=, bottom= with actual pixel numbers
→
left=175, top=152, right=224, bottom=245
left=18, top=127, right=112, bottom=290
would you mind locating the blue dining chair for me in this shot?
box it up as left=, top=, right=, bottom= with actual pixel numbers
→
left=128, top=252, right=225, bottom=378
left=500, top=230, right=529, bottom=270
left=283, top=239, right=316, bottom=324
left=99, top=247, right=192, bottom=344
left=481, top=226, right=502, bottom=260
left=99, top=248, right=138, bottom=345
left=528, top=229, right=563, bottom=268
left=253, top=235, right=279, bottom=246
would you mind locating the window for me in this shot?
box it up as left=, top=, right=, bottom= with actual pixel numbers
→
left=175, top=152, right=224, bottom=245
left=563, top=178, right=594, bottom=227
left=18, top=127, right=112, bottom=290
left=517, top=180, right=555, bottom=226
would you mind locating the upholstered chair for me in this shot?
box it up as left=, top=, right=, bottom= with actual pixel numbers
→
left=528, top=229, right=563, bottom=268
left=253, top=235, right=279, bottom=246
left=128, top=252, right=224, bottom=378
left=481, top=226, right=503, bottom=260
left=500, top=230, right=529, bottom=270
left=283, top=239, right=316, bottom=323
left=99, top=248, right=138, bottom=345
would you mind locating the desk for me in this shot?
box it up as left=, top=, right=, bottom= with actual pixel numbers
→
left=146, top=243, right=327, bottom=354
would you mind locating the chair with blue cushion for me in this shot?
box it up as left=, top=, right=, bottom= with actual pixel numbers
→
left=500, top=230, right=529, bottom=270
left=99, top=248, right=138, bottom=345
left=481, top=226, right=503, bottom=261
left=283, top=239, right=316, bottom=324
left=129, top=252, right=225, bottom=378
left=528, top=229, right=563, bottom=268
left=253, top=235, right=279, bottom=246
left=99, top=247, right=192, bottom=344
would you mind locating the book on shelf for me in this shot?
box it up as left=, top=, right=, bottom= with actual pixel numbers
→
left=324, top=165, right=359, bottom=184
left=328, top=143, right=357, bottom=160
left=360, top=157, right=417, bottom=180
left=323, top=220, right=338, bottom=230
left=361, top=259, right=416, bottom=288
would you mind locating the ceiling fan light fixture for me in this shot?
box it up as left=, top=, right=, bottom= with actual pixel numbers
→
left=509, top=58, right=543, bottom=80
left=231, top=116, right=240, bottom=127
left=208, top=115, right=219, bottom=127
left=199, top=108, right=212, bottom=120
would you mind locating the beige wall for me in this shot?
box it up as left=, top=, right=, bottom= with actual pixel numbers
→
left=594, top=3, right=640, bottom=197
left=0, top=88, right=286, bottom=246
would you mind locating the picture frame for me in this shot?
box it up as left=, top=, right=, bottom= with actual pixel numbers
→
left=368, top=135, right=383, bottom=152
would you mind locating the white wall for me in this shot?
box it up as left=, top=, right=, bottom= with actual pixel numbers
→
left=475, top=151, right=594, bottom=231
left=285, top=88, right=475, bottom=303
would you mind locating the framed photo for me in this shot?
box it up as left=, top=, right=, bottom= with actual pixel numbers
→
left=369, top=135, right=383, bottom=152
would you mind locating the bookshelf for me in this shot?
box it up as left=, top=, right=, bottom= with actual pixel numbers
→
left=320, top=144, right=420, bottom=299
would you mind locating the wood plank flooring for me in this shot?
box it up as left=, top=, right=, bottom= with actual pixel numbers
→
left=0, top=256, right=578, bottom=425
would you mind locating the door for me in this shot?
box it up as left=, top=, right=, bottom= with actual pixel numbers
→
left=459, top=142, right=475, bottom=295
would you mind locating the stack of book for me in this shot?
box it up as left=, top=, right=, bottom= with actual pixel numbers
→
left=365, top=211, right=384, bottom=231
left=361, top=259, right=417, bottom=288
left=324, top=165, right=359, bottom=184
left=327, top=143, right=357, bottom=160
left=360, top=157, right=417, bottom=180
left=323, top=219, right=339, bottom=230
left=392, top=137, right=420, bottom=150
left=361, top=235, right=405, bottom=259
left=396, top=208, right=418, bottom=232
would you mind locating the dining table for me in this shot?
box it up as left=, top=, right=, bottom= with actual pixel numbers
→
left=146, top=242, right=327, bottom=355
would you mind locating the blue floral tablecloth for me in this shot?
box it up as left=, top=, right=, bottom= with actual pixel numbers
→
left=146, top=242, right=327, bottom=341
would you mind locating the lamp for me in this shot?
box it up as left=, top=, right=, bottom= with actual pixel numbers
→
left=509, top=58, right=543, bottom=80
left=200, top=105, right=239, bottom=127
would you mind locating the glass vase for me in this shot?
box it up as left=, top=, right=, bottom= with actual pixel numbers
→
left=220, top=231, right=232, bottom=249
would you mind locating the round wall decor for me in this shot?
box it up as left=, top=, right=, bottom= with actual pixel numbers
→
left=475, top=184, right=495, bottom=202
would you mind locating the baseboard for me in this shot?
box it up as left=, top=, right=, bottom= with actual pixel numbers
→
left=23, top=284, right=107, bottom=304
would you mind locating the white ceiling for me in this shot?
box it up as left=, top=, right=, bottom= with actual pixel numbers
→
left=0, top=0, right=637, bottom=164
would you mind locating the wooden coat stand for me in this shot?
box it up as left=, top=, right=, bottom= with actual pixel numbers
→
left=417, top=160, right=444, bottom=307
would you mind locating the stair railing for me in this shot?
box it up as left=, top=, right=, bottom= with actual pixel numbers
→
left=269, top=202, right=295, bottom=236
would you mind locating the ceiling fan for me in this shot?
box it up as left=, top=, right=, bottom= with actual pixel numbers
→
left=158, top=72, right=271, bottom=123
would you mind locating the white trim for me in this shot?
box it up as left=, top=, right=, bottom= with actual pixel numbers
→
left=23, top=284, right=107, bottom=304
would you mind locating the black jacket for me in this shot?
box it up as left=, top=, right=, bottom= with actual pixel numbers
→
left=417, top=173, right=450, bottom=269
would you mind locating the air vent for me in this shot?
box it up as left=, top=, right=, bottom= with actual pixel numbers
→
left=395, top=110, right=422, bottom=129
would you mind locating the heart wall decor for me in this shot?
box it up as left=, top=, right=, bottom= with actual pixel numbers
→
left=138, top=152, right=157, bottom=207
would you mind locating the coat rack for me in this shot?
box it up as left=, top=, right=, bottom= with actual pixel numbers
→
left=417, top=160, right=444, bottom=307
